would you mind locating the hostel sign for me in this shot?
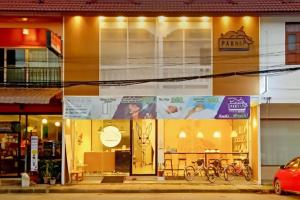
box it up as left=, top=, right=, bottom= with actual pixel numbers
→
left=219, top=26, right=253, bottom=51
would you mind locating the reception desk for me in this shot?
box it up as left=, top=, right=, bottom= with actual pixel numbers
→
left=84, top=152, right=115, bottom=173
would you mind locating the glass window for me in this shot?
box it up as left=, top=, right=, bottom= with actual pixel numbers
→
left=6, top=49, right=25, bottom=83
left=100, top=17, right=212, bottom=95
left=287, top=34, right=297, bottom=51
left=286, top=159, right=299, bottom=169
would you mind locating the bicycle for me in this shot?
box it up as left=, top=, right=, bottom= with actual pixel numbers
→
left=225, top=158, right=253, bottom=181
left=209, top=159, right=228, bottom=181
left=184, top=159, right=216, bottom=183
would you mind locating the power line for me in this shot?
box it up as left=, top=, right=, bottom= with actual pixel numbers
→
left=1, top=65, right=299, bottom=88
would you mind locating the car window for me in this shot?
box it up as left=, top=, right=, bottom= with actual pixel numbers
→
left=286, top=159, right=299, bottom=169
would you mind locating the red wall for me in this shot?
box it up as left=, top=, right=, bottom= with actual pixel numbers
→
left=0, top=28, right=47, bottom=48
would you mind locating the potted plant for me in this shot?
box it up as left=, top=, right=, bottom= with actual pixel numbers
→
left=40, top=160, right=60, bottom=184
left=48, top=160, right=60, bottom=185
left=40, top=160, right=51, bottom=184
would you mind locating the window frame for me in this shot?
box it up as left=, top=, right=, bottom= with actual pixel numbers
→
left=286, top=23, right=300, bottom=65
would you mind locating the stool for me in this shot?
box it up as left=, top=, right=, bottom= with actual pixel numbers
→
left=70, top=170, right=83, bottom=183
left=177, top=154, right=187, bottom=176
left=164, top=154, right=174, bottom=176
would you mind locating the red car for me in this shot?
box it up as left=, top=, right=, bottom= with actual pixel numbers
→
left=274, top=156, right=300, bottom=195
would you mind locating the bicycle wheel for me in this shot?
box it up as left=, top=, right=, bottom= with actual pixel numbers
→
left=243, top=166, right=252, bottom=181
left=224, top=165, right=235, bottom=181
left=184, top=166, right=195, bottom=181
left=218, top=167, right=227, bottom=180
left=198, top=168, right=207, bottom=181
left=206, top=167, right=216, bottom=183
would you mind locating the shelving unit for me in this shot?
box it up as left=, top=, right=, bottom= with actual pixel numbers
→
left=0, top=122, right=21, bottom=178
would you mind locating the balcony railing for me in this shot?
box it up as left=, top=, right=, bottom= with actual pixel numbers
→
left=1, top=67, right=61, bottom=87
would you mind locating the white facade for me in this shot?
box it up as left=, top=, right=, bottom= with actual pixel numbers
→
left=260, top=17, right=300, bottom=103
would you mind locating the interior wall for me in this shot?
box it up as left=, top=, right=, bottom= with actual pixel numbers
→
left=64, top=16, right=99, bottom=96
left=164, top=119, right=233, bottom=152
left=212, top=17, right=259, bottom=95
left=74, top=120, right=91, bottom=166
left=250, top=106, right=259, bottom=181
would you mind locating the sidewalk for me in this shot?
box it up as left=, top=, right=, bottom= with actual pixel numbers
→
left=0, top=183, right=273, bottom=194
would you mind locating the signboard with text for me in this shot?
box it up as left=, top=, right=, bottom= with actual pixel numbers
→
left=64, top=96, right=250, bottom=119
left=30, top=136, right=39, bottom=172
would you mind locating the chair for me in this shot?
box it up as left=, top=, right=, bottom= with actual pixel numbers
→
left=164, top=154, right=174, bottom=176
left=177, top=154, right=187, bottom=176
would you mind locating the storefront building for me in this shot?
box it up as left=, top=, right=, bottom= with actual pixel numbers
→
left=3, top=0, right=300, bottom=186
left=0, top=17, right=63, bottom=183
left=63, top=15, right=260, bottom=184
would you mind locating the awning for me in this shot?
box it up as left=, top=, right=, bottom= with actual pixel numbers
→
left=0, top=88, right=61, bottom=104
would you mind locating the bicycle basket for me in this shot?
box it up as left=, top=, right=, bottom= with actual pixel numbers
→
left=213, top=159, right=221, bottom=167
left=196, top=159, right=204, bottom=166
left=243, top=158, right=249, bottom=165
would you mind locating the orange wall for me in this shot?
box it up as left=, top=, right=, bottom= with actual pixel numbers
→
left=64, top=16, right=99, bottom=96
left=213, top=17, right=259, bottom=95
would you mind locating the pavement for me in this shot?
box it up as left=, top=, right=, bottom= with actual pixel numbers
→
left=0, top=183, right=274, bottom=194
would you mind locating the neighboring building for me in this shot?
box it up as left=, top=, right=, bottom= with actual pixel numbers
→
left=0, top=0, right=299, bottom=185
left=260, top=16, right=300, bottom=183
left=0, top=17, right=63, bottom=183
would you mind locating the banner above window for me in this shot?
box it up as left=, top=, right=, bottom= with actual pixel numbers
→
left=64, top=96, right=250, bottom=120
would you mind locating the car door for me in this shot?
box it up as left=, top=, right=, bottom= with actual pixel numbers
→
left=283, top=158, right=300, bottom=191
left=290, top=158, right=300, bottom=192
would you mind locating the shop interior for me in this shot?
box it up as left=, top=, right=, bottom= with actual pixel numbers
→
left=65, top=119, right=157, bottom=183
left=0, top=115, right=62, bottom=182
left=65, top=105, right=258, bottom=183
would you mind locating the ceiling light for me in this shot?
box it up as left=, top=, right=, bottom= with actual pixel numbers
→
left=22, top=29, right=29, bottom=35
left=213, top=131, right=221, bottom=138
left=42, top=118, right=48, bottom=124
left=196, top=131, right=204, bottom=139
left=179, top=131, right=187, bottom=139
left=55, top=121, right=61, bottom=127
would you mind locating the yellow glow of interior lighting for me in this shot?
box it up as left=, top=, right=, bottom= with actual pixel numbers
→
left=180, top=16, right=188, bottom=22
left=243, top=16, right=252, bottom=25
left=116, top=16, right=125, bottom=22
left=201, top=16, right=209, bottom=22
left=158, top=16, right=166, bottom=23
left=179, top=131, right=187, bottom=139
left=138, top=16, right=146, bottom=22
left=22, top=29, right=29, bottom=35
left=99, top=16, right=105, bottom=22
left=42, top=118, right=48, bottom=124
left=21, top=17, right=28, bottom=22
left=213, top=131, right=221, bottom=138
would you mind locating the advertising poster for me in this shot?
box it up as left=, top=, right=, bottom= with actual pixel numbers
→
left=112, top=96, right=156, bottom=119
left=64, top=97, right=94, bottom=119
left=157, top=96, right=250, bottom=119
left=30, top=136, right=39, bottom=172
left=64, top=96, right=156, bottom=119
left=64, top=96, right=250, bottom=119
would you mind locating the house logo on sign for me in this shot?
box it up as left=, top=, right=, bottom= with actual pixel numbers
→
left=219, top=26, right=254, bottom=51
left=227, top=97, right=248, bottom=113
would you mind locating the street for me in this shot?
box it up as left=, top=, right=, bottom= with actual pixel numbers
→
left=0, top=193, right=299, bottom=200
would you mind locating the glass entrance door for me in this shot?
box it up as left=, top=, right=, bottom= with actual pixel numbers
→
left=131, top=119, right=156, bottom=175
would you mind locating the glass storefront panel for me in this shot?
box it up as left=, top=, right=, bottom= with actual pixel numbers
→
left=0, top=116, right=21, bottom=177
left=132, top=119, right=156, bottom=175
left=163, top=119, right=251, bottom=177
